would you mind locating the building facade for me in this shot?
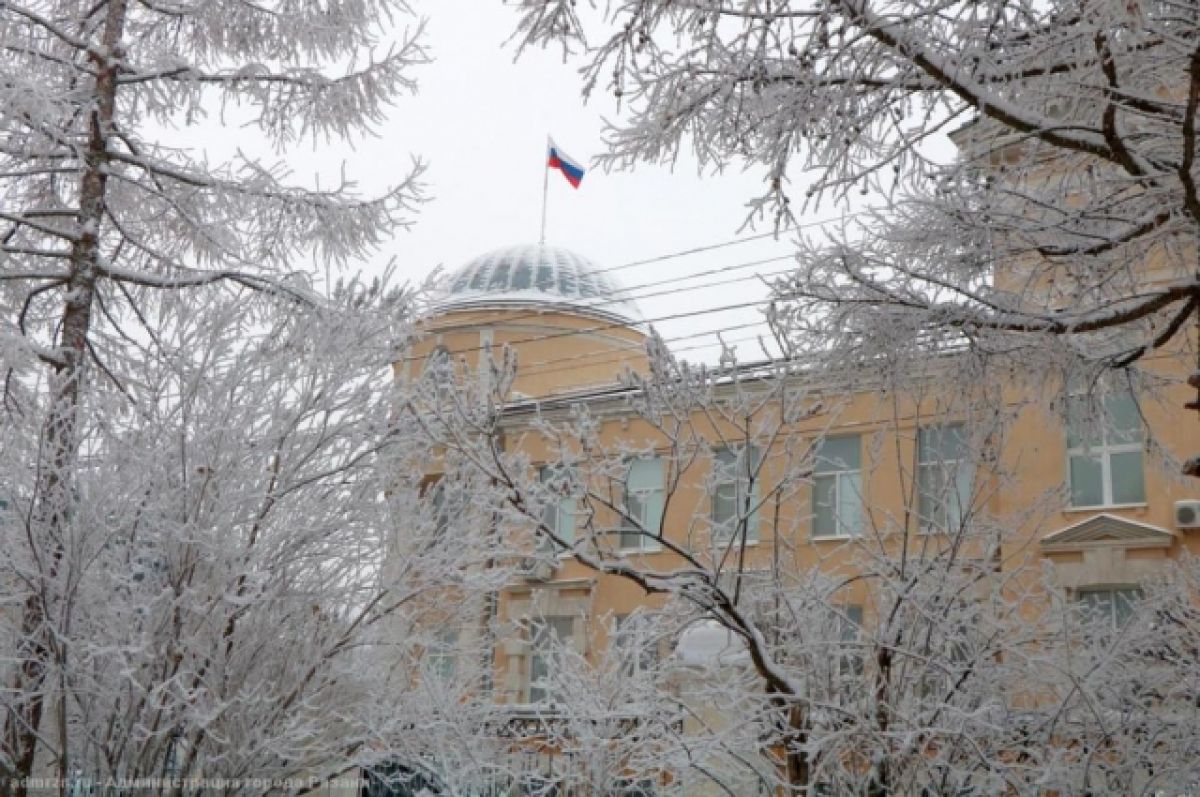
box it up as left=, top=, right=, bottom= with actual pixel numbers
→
left=392, top=239, right=1200, bottom=794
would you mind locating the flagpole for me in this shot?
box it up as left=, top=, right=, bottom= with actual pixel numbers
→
left=539, top=138, right=550, bottom=246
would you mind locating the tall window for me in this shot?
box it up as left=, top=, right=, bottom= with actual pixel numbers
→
left=422, top=344, right=454, bottom=400
left=1067, top=390, right=1145, bottom=507
left=620, top=457, right=664, bottom=550
left=538, top=464, right=577, bottom=548
left=426, top=478, right=450, bottom=537
left=1076, top=586, right=1142, bottom=629
left=917, top=425, right=973, bottom=531
left=612, top=614, right=659, bottom=677
left=836, top=604, right=864, bottom=677
left=528, top=616, right=574, bottom=703
left=711, top=446, right=760, bottom=541
left=812, top=436, right=862, bottom=538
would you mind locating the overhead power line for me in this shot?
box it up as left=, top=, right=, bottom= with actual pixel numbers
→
left=416, top=210, right=869, bottom=335
left=400, top=295, right=776, bottom=367
left=582, top=211, right=866, bottom=278
left=513, top=322, right=773, bottom=380
left=522, top=331, right=769, bottom=383
left=401, top=257, right=798, bottom=367
left=398, top=213, right=871, bottom=371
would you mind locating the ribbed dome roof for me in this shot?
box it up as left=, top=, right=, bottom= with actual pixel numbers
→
left=435, top=244, right=643, bottom=324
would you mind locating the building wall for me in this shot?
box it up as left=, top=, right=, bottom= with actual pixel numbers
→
left=428, top=340, right=1200, bottom=699
left=391, top=260, right=1200, bottom=795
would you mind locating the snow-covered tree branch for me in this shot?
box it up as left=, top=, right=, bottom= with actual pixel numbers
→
left=511, top=0, right=1200, bottom=472
left=0, top=1, right=428, bottom=790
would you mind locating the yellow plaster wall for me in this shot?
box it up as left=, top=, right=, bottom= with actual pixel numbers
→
left=396, top=266, right=1200, bottom=709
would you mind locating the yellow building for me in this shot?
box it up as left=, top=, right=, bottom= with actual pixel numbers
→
left=394, top=239, right=1200, bottom=793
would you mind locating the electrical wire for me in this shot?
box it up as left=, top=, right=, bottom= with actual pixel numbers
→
left=572, top=211, right=865, bottom=278
left=417, top=210, right=869, bottom=337
left=514, top=322, right=772, bottom=381
left=400, top=295, right=777, bottom=368
left=398, top=213, right=871, bottom=371
left=401, top=259, right=801, bottom=367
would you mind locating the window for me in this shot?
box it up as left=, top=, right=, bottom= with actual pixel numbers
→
left=711, top=446, right=760, bottom=541
left=612, top=613, right=659, bottom=677
left=1076, top=586, right=1142, bottom=629
left=917, top=425, right=973, bottom=531
left=812, top=436, right=863, bottom=538
left=1067, top=390, right=1145, bottom=507
left=528, top=616, right=574, bottom=703
left=427, top=627, right=459, bottom=680
left=620, top=457, right=664, bottom=550
left=538, top=464, right=577, bottom=549
left=422, top=345, right=454, bottom=400
left=836, top=604, right=864, bottom=677
left=426, top=479, right=452, bottom=537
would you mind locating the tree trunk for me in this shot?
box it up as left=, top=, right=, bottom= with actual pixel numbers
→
left=3, top=2, right=129, bottom=791
left=784, top=703, right=810, bottom=796
left=867, top=645, right=893, bottom=797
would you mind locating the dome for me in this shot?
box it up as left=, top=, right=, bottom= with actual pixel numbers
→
left=435, top=244, right=643, bottom=324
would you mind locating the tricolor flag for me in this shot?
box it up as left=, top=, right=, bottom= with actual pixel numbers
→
left=547, top=138, right=585, bottom=188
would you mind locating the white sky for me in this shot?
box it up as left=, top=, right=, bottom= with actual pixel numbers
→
left=325, top=0, right=843, bottom=366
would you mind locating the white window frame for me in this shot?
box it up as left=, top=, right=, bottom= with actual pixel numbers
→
left=527, top=616, right=574, bottom=704
left=917, top=425, right=974, bottom=532
left=711, top=445, right=760, bottom=542
left=427, top=627, right=459, bottom=681
left=1066, top=391, right=1145, bottom=509
left=620, top=457, right=664, bottom=552
left=836, top=604, right=865, bottom=678
left=812, top=435, right=863, bottom=539
left=1075, top=585, right=1143, bottom=630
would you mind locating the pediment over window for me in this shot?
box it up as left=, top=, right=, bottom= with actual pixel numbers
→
left=1040, top=513, right=1175, bottom=553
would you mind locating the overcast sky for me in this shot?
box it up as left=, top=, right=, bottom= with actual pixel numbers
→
left=328, top=0, right=844, bottom=366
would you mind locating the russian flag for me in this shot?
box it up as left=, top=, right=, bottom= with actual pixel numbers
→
left=547, top=138, right=585, bottom=188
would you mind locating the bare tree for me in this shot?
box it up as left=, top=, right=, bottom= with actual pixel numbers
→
left=0, top=281, right=517, bottom=793
left=0, top=1, right=425, bottom=789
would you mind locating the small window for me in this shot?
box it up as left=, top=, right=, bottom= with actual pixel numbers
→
left=534, top=263, right=556, bottom=292
left=620, top=457, right=665, bottom=550
left=528, top=616, right=574, bottom=703
left=427, top=627, right=459, bottom=680
left=917, top=425, right=973, bottom=531
left=711, top=446, right=760, bottom=541
left=538, top=464, right=577, bottom=549
left=1076, top=586, right=1142, bottom=629
left=1067, top=390, right=1145, bottom=507
left=491, top=259, right=512, bottom=288
left=510, top=260, right=534, bottom=290
left=812, top=436, right=863, bottom=538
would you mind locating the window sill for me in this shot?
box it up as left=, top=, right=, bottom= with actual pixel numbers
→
left=1063, top=503, right=1148, bottom=514
left=810, top=534, right=860, bottom=542
left=618, top=546, right=663, bottom=555
left=710, top=536, right=760, bottom=547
